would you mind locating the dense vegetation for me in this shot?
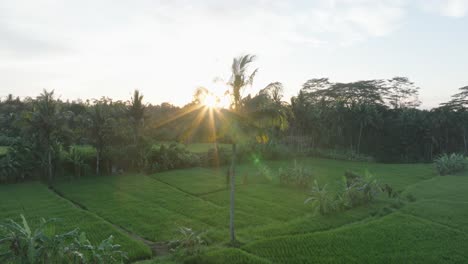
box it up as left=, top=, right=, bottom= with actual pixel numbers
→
left=1, top=79, right=468, bottom=184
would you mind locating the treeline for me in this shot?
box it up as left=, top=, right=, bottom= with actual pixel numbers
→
left=0, top=77, right=467, bottom=184
left=290, top=78, right=468, bottom=162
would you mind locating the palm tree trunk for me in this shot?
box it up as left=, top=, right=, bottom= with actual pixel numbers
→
left=463, top=127, right=467, bottom=155
left=357, top=122, right=363, bottom=154
left=47, top=148, right=53, bottom=186
left=229, top=143, right=237, bottom=243
left=96, top=149, right=100, bottom=176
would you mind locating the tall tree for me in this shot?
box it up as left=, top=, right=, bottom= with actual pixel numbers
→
left=87, top=99, right=116, bottom=175
left=225, top=54, right=258, bottom=243
left=29, top=90, right=61, bottom=185
left=128, top=90, right=145, bottom=145
left=384, top=77, right=421, bottom=109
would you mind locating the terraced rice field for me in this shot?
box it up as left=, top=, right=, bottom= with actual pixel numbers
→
left=3, top=158, right=468, bottom=263
left=0, top=183, right=151, bottom=261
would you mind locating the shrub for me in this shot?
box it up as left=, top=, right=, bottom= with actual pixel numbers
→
left=434, top=153, right=467, bottom=175
left=145, top=143, right=200, bottom=173
left=304, top=180, right=340, bottom=215
left=279, top=161, right=314, bottom=188
left=201, top=146, right=231, bottom=167
left=342, top=171, right=381, bottom=208
left=0, top=214, right=127, bottom=264
left=249, top=143, right=295, bottom=161
left=0, top=141, right=38, bottom=184
left=169, top=227, right=205, bottom=259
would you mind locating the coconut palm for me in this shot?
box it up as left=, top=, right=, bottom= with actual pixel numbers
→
left=29, top=90, right=61, bottom=185
left=128, top=90, right=145, bottom=145
left=224, top=54, right=258, bottom=243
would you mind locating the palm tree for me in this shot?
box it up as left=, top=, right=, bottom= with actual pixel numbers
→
left=87, top=100, right=110, bottom=176
left=30, top=90, right=60, bottom=186
left=128, top=90, right=145, bottom=145
left=225, top=54, right=258, bottom=243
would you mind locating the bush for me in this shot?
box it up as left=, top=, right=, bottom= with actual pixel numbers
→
left=0, top=214, right=127, bottom=264
left=145, top=143, right=200, bottom=173
left=305, top=171, right=382, bottom=216
left=304, top=180, right=340, bottom=215
left=61, top=146, right=96, bottom=178
left=279, top=161, right=314, bottom=188
left=434, top=153, right=467, bottom=175
left=249, top=143, right=295, bottom=161
left=0, top=141, right=39, bottom=184
left=341, top=171, right=381, bottom=208
left=169, top=227, right=205, bottom=259
left=201, top=146, right=231, bottom=167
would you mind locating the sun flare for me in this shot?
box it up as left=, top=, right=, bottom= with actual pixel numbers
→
left=203, top=94, right=219, bottom=108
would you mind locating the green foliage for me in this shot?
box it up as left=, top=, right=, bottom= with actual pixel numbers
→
left=305, top=171, right=381, bottom=216
left=250, top=143, right=295, bottom=161
left=0, top=146, right=8, bottom=156
left=0, top=214, right=127, bottom=264
left=62, top=146, right=96, bottom=178
left=0, top=153, right=19, bottom=183
left=434, top=153, right=467, bottom=175
left=201, top=146, right=231, bottom=167
left=0, top=141, right=38, bottom=183
left=304, top=180, right=340, bottom=215
left=145, top=144, right=199, bottom=173
left=169, top=227, right=205, bottom=258
left=278, top=161, right=314, bottom=188
left=341, top=171, right=381, bottom=208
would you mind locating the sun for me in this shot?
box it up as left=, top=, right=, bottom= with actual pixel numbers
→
left=203, top=93, right=219, bottom=108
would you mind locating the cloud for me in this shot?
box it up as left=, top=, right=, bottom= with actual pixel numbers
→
left=419, top=0, right=468, bottom=17
left=0, top=0, right=462, bottom=106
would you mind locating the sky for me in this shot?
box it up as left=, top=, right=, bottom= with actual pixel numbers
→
left=1, top=0, right=467, bottom=108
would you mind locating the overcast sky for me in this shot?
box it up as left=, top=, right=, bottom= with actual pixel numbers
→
left=1, top=0, right=467, bottom=108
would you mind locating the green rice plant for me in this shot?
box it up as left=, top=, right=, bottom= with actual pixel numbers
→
left=185, top=248, right=270, bottom=264
left=434, top=153, right=467, bottom=175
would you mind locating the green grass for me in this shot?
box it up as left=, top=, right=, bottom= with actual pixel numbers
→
left=54, top=175, right=275, bottom=242
left=153, top=158, right=434, bottom=195
left=403, top=175, right=468, bottom=201
left=186, top=248, right=271, bottom=264
left=6, top=157, right=465, bottom=263
left=243, top=213, right=468, bottom=263
left=185, top=143, right=230, bottom=153
left=0, top=182, right=151, bottom=261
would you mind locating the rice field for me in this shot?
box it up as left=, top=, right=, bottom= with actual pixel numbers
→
left=3, top=157, right=468, bottom=263
left=0, top=182, right=151, bottom=261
